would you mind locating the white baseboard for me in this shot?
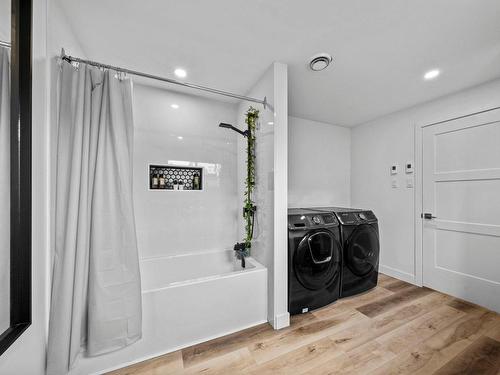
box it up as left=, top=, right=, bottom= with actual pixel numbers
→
left=270, top=312, right=290, bottom=330
left=380, top=265, right=416, bottom=285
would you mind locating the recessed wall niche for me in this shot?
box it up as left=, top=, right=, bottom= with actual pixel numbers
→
left=149, top=164, right=203, bottom=191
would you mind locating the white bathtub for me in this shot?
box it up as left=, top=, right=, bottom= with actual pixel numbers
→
left=70, top=250, right=268, bottom=375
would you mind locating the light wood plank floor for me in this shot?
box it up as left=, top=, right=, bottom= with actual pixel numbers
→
left=108, top=274, right=500, bottom=375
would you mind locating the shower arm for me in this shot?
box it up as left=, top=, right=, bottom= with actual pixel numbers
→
left=218, top=123, right=249, bottom=137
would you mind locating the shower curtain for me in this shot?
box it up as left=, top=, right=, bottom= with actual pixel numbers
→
left=47, top=61, right=142, bottom=374
left=0, top=46, right=10, bottom=333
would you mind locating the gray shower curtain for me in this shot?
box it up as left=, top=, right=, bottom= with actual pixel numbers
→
left=0, top=46, right=10, bottom=333
left=47, top=62, right=142, bottom=374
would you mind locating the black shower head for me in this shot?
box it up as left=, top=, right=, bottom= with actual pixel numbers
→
left=218, top=123, right=249, bottom=137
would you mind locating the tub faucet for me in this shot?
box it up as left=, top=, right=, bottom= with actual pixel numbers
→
left=233, top=242, right=247, bottom=268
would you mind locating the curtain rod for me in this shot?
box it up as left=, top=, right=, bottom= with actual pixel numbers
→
left=0, top=40, right=11, bottom=48
left=61, top=49, right=267, bottom=109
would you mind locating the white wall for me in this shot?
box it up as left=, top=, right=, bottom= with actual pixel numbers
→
left=272, top=63, right=288, bottom=330
left=351, top=78, right=500, bottom=284
left=237, top=62, right=288, bottom=329
left=0, top=0, right=9, bottom=42
left=132, top=84, right=239, bottom=259
left=288, top=116, right=351, bottom=208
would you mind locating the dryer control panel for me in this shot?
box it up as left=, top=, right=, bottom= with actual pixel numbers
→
left=335, top=210, right=377, bottom=225
left=336, top=212, right=359, bottom=225
left=288, top=213, right=339, bottom=231
left=356, top=210, right=377, bottom=223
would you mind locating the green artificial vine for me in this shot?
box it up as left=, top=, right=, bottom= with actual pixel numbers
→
left=243, top=107, right=259, bottom=254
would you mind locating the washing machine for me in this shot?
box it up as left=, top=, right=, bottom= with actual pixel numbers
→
left=311, top=207, right=379, bottom=298
left=288, top=208, right=342, bottom=315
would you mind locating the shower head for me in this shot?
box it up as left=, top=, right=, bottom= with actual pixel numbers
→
left=218, top=123, right=249, bottom=137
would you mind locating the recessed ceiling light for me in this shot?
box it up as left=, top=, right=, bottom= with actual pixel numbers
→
left=174, top=68, right=187, bottom=78
left=309, top=53, right=333, bottom=71
left=424, top=69, right=440, bottom=81
left=268, top=121, right=274, bottom=125
left=171, top=104, right=179, bottom=109
left=177, top=136, right=183, bottom=140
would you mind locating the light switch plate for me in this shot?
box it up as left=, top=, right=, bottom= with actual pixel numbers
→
left=406, top=178, right=414, bottom=188
left=405, top=161, right=414, bottom=174
left=392, top=178, right=399, bottom=188
left=390, top=164, right=399, bottom=175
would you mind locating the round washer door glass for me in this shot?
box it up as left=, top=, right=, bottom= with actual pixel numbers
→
left=294, top=231, right=341, bottom=291
left=346, top=224, right=379, bottom=277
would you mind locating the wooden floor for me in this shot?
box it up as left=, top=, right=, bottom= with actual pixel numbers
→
left=108, top=274, right=500, bottom=375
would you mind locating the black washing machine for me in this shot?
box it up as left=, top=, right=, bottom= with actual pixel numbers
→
left=288, top=208, right=342, bottom=315
left=311, top=207, right=379, bottom=298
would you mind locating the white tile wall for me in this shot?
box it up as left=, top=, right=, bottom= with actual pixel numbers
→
left=133, top=84, right=240, bottom=259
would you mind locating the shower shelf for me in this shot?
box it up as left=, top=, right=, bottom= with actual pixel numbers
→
left=149, top=164, right=203, bottom=191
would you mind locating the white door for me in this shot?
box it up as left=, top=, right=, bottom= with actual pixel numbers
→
left=422, top=108, right=500, bottom=313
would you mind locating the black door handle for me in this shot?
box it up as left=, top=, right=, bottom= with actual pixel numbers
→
left=421, top=213, right=436, bottom=219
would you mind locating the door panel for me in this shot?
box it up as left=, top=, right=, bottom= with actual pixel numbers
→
left=435, top=230, right=500, bottom=283
left=294, top=231, right=341, bottom=291
left=435, top=120, right=500, bottom=172
left=423, top=108, right=500, bottom=313
left=436, top=179, right=500, bottom=225
left=346, top=224, right=379, bottom=277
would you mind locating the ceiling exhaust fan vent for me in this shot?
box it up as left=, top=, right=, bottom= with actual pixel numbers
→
left=309, top=53, right=333, bottom=71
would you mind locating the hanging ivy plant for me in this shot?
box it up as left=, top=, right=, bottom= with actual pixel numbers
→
left=243, top=106, right=259, bottom=254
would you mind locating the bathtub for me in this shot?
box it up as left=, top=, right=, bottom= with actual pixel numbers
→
left=70, top=250, right=268, bottom=375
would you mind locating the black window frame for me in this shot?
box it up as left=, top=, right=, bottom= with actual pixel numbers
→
left=0, top=0, right=32, bottom=356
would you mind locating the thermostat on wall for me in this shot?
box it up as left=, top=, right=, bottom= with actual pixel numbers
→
left=405, top=162, right=414, bottom=174
left=390, top=164, right=399, bottom=175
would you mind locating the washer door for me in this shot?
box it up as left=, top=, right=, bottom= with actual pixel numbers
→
left=345, top=224, right=379, bottom=277
left=294, top=230, right=341, bottom=291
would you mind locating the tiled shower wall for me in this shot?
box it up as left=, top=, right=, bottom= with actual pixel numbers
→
left=133, top=84, right=240, bottom=259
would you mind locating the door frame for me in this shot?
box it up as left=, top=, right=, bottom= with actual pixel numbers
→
left=0, top=0, right=33, bottom=357
left=414, top=106, right=500, bottom=289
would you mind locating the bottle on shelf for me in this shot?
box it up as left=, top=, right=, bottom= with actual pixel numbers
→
left=159, top=172, right=165, bottom=189
left=193, top=172, right=200, bottom=190
left=178, top=181, right=184, bottom=190
left=173, top=179, right=179, bottom=190
left=152, top=173, right=159, bottom=189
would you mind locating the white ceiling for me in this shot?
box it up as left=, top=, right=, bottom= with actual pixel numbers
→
left=57, top=0, right=500, bottom=127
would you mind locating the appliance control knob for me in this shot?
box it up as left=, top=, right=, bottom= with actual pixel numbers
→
left=358, top=212, right=367, bottom=220
left=312, top=215, right=321, bottom=225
